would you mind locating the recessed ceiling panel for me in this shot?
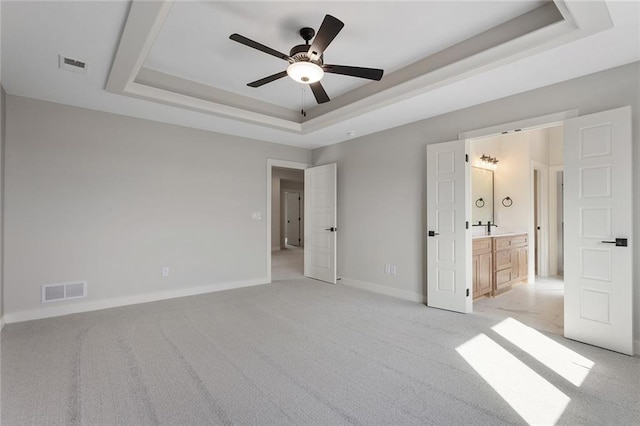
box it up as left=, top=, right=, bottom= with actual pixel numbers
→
left=144, top=1, right=548, bottom=110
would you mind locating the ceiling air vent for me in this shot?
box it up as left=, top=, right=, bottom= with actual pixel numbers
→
left=59, top=55, right=88, bottom=75
left=42, top=281, right=87, bottom=303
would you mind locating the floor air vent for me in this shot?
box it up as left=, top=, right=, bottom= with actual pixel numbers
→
left=42, top=281, right=87, bottom=303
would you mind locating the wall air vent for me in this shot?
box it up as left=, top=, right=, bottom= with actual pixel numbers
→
left=59, top=55, right=88, bottom=75
left=42, top=281, right=87, bottom=303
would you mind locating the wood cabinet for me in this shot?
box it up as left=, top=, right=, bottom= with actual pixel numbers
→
left=492, top=234, right=528, bottom=296
left=472, top=238, right=492, bottom=299
left=473, top=233, right=528, bottom=299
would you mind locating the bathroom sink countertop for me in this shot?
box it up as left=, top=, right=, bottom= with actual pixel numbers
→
left=472, top=232, right=527, bottom=239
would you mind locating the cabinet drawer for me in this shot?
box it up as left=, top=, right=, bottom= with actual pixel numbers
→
left=494, top=234, right=528, bottom=250
left=473, top=238, right=492, bottom=255
left=495, top=249, right=512, bottom=270
left=510, top=235, right=528, bottom=248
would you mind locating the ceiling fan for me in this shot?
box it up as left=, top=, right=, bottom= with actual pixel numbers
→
left=229, top=14, right=384, bottom=104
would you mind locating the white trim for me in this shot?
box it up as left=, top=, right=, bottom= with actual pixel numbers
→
left=266, top=159, right=311, bottom=283
left=341, top=277, right=426, bottom=304
left=458, top=110, right=577, bottom=140
left=3, top=278, right=267, bottom=324
left=634, top=340, right=640, bottom=356
left=106, top=0, right=610, bottom=135
left=531, top=160, right=550, bottom=278
left=0, top=316, right=5, bottom=332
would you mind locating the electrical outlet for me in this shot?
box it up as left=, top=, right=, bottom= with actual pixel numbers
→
left=391, top=265, right=397, bottom=275
left=384, top=264, right=391, bottom=274
left=161, top=267, right=170, bottom=277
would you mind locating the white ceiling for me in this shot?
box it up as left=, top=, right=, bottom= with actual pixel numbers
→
left=144, top=1, right=546, bottom=109
left=2, top=1, right=639, bottom=149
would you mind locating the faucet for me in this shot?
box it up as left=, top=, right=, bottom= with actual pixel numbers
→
left=486, top=221, right=498, bottom=235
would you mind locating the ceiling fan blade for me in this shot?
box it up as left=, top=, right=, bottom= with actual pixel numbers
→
left=323, top=64, right=384, bottom=81
left=230, top=34, right=292, bottom=62
left=247, top=71, right=288, bottom=88
left=307, top=15, right=344, bottom=61
left=309, top=82, right=330, bottom=104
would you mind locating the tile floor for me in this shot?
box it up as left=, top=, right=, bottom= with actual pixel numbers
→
left=473, top=276, right=564, bottom=335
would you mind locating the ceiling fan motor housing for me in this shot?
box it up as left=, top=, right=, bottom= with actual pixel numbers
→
left=289, top=44, right=323, bottom=65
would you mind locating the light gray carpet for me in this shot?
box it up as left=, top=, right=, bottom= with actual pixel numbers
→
left=2, top=279, right=639, bottom=425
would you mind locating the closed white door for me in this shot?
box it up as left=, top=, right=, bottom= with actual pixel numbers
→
left=304, top=164, right=337, bottom=284
left=286, top=192, right=301, bottom=246
left=564, top=106, right=633, bottom=355
left=426, top=140, right=472, bottom=313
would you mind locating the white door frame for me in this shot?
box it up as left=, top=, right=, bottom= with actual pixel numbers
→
left=266, top=159, right=311, bottom=283
left=531, top=160, right=549, bottom=278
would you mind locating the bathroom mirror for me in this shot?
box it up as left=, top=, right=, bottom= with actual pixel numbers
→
left=472, top=167, right=494, bottom=225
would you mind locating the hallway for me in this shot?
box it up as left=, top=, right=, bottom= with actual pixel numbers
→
left=272, top=245, right=304, bottom=281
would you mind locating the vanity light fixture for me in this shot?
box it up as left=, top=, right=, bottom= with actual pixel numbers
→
left=480, top=154, right=499, bottom=170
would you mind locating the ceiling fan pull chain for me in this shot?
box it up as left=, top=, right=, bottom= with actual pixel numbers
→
left=301, top=87, right=307, bottom=117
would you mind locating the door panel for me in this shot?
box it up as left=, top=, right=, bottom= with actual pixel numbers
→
left=427, top=140, right=471, bottom=313
left=286, top=192, right=300, bottom=246
left=564, top=106, right=633, bottom=355
left=304, top=164, right=337, bottom=284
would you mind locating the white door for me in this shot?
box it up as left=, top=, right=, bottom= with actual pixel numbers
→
left=286, top=192, right=301, bottom=246
left=564, top=106, right=633, bottom=355
left=426, top=140, right=472, bottom=313
left=304, top=163, right=337, bottom=284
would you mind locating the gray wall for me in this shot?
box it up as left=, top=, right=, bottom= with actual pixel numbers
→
left=313, top=61, right=640, bottom=341
left=3, top=96, right=310, bottom=317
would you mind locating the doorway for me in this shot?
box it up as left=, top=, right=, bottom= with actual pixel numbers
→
left=271, top=166, right=305, bottom=281
left=469, top=125, right=565, bottom=335
left=428, top=107, right=633, bottom=354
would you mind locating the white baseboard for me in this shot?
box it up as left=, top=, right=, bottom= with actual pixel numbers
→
left=3, top=278, right=268, bottom=324
left=341, top=277, right=426, bottom=303
left=0, top=315, right=4, bottom=332
left=634, top=339, right=640, bottom=356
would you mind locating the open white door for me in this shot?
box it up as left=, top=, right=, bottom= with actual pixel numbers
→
left=564, top=106, right=633, bottom=355
left=304, top=163, right=337, bottom=284
left=286, top=192, right=301, bottom=246
left=426, top=140, right=471, bottom=313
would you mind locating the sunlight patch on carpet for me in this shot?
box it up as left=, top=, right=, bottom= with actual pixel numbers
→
left=456, top=333, right=570, bottom=425
left=492, top=317, right=594, bottom=386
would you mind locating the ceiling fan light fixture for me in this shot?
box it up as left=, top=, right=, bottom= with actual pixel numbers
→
left=287, top=61, right=324, bottom=84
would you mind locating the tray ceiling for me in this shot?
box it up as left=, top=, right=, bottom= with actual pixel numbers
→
left=2, top=1, right=638, bottom=148
left=143, top=1, right=547, bottom=110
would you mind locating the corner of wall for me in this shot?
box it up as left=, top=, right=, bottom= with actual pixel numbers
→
left=341, top=277, right=426, bottom=304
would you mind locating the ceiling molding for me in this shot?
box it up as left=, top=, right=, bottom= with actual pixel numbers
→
left=105, top=0, right=613, bottom=136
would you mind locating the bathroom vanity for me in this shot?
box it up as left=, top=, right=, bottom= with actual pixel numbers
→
left=472, top=233, right=528, bottom=299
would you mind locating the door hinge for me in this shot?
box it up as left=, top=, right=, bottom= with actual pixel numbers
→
left=465, top=154, right=469, bottom=163
left=466, top=288, right=470, bottom=297
left=466, top=221, right=469, bottom=229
